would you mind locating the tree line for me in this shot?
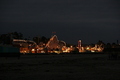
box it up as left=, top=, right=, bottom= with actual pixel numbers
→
left=0, top=32, right=49, bottom=45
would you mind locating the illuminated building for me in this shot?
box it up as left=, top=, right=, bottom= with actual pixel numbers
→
left=46, top=35, right=66, bottom=53
left=12, top=39, right=37, bottom=53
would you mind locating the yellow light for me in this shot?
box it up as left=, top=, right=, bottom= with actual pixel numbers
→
left=91, top=50, right=95, bottom=52
left=86, top=47, right=90, bottom=50
left=32, top=49, right=35, bottom=51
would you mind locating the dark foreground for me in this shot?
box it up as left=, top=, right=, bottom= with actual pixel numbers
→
left=0, top=53, right=120, bottom=80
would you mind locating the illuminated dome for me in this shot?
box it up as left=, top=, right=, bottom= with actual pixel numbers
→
left=46, top=35, right=66, bottom=49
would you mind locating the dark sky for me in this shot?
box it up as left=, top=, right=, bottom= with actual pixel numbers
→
left=0, top=0, right=120, bottom=44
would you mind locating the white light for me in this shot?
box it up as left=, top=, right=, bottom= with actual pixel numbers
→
left=91, top=50, right=95, bottom=52
left=32, top=49, right=35, bottom=51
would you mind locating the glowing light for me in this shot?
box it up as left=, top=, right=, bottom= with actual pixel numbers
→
left=86, top=47, right=90, bottom=50
left=32, top=49, right=35, bottom=51
left=91, top=50, right=95, bottom=52
left=41, top=51, right=45, bottom=53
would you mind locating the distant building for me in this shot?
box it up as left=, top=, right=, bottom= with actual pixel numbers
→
left=12, top=39, right=37, bottom=53
left=12, top=39, right=37, bottom=48
left=46, top=35, right=66, bottom=50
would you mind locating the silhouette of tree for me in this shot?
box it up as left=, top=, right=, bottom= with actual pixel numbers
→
left=106, top=43, right=112, bottom=48
left=96, top=40, right=105, bottom=48
left=0, top=34, right=11, bottom=44
left=112, top=43, right=117, bottom=48
left=41, top=36, right=49, bottom=44
left=0, top=32, right=23, bottom=45
left=33, top=37, right=41, bottom=45
left=12, top=32, right=23, bottom=39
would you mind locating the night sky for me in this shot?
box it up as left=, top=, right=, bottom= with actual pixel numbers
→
left=0, top=0, right=120, bottom=44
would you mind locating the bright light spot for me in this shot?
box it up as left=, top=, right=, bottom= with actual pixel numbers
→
left=91, top=50, right=95, bottom=52
left=86, top=47, right=90, bottom=50
left=32, top=49, right=35, bottom=51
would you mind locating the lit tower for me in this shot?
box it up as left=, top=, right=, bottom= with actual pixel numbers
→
left=78, top=40, right=81, bottom=52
